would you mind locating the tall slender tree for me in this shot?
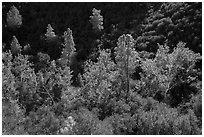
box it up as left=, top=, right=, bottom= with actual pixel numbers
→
left=114, top=34, right=140, bottom=99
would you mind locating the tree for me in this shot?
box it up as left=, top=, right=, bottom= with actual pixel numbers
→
left=11, top=36, right=22, bottom=55
left=45, top=24, right=57, bottom=41
left=114, top=34, right=140, bottom=99
left=7, top=5, right=22, bottom=29
left=136, top=2, right=202, bottom=53
left=58, top=28, right=76, bottom=67
left=90, top=8, right=104, bottom=31
left=83, top=49, right=116, bottom=106
left=140, top=42, right=201, bottom=106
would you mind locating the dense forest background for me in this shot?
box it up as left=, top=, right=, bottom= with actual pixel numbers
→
left=2, top=2, right=202, bottom=135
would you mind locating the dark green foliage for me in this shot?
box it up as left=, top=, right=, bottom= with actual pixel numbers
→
left=136, top=2, right=202, bottom=53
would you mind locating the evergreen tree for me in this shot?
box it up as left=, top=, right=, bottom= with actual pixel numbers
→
left=136, top=2, right=202, bottom=53
left=90, top=8, right=104, bottom=31
left=11, top=36, right=22, bottom=55
left=6, top=5, right=22, bottom=29
left=58, top=28, right=76, bottom=67
left=114, top=34, right=140, bottom=99
left=45, top=24, right=57, bottom=41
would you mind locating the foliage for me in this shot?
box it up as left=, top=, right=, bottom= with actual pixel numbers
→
left=92, top=118, right=114, bottom=135
left=24, top=105, right=60, bottom=135
left=11, top=36, right=22, bottom=55
left=45, top=24, right=57, bottom=41
left=6, top=5, right=22, bottom=28
left=2, top=3, right=202, bottom=135
left=109, top=113, right=135, bottom=134
left=108, top=94, right=200, bottom=135
left=190, top=92, right=202, bottom=119
left=190, top=92, right=202, bottom=128
left=2, top=51, right=17, bottom=101
left=114, top=34, right=140, bottom=98
left=83, top=49, right=116, bottom=106
left=90, top=8, right=104, bottom=31
left=35, top=52, right=50, bottom=72
left=59, top=116, right=76, bottom=134
left=134, top=99, right=200, bottom=135
left=136, top=2, right=202, bottom=53
left=172, top=109, right=200, bottom=135
left=140, top=42, right=201, bottom=106
left=58, top=28, right=76, bottom=66
left=2, top=99, right=27, bottom=135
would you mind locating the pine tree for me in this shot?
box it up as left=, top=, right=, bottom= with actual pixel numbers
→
left=58, top=28, right=76, bottom=67
left=6, top=6, right=22, bottom=29
left=11, top=36, right=22, bottom=55
left=114, top=34, right=140, bottom=99
left=90, top=8, right=104, bottom=31
left=45, top=24, right=57, bottom=41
